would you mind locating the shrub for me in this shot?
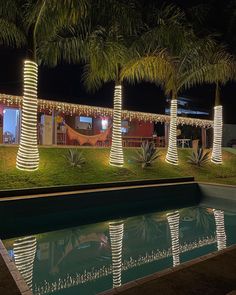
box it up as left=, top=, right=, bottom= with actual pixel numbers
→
left=187, top=148, right=210, bottom=167
left=133, top=141, right=160, bottom=168
left=63, top=149, right=85, bottom=168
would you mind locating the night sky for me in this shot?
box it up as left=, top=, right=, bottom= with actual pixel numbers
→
left=0, top=0, right=236, bottom=123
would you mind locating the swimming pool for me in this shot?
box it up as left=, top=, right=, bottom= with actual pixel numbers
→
left=3, top=205, right=236, bottom=295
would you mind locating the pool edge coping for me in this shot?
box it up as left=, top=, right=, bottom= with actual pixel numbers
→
left=0, top=180, right=197, bottom=202
left=0, top=239, right=32, bottom=295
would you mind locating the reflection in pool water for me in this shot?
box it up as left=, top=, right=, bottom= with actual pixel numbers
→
left=167, top=211, right=180, bottom=267
left=3, top=206, right=234, bottom=295
left=109, top=221, right=124, bottom=288
left=213, top=209, right=226, bottom=250
left=13, top=236, right=37, bottom=290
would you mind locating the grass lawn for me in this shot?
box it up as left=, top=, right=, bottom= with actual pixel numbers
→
left=0, top=146, right=236, bottom=190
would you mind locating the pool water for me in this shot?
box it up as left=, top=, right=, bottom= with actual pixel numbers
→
left=3, top=206, right=236, bottom=295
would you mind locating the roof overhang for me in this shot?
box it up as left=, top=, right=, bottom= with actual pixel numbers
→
left=0, top=93, right=213, bottom=128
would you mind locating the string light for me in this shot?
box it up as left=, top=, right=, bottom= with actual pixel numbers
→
left=13, top=236, right=37, bottom=290
left=166, top=99, right=178, bottom=165
left=16, top=60, right=39, bottom=171
left=213, top=209, right=226, bottom=250
left=167, top=211, right=180, bottom=266
left=109, top=85, right=124, bottom=167
left=211, top=105, right=223, bottom=164
left=109, top=220, right=124, bottom=287
left=0, top=93, right=213, bottom=128
left=33, top=235, right=216, bottom=295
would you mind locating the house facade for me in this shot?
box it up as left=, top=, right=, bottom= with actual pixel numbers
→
left=0, top=93, right=213, bottom=148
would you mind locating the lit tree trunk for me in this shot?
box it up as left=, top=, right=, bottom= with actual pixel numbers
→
left=16, top=60, right=39, bottom=170
left=13, top=236, right=37, bottom=290
left=167, top=211, right=180, bottom=267
left=211, top=83, right=223, bottom=164
left=165, top=96, right=178, bottom=165
left=109, top=220, right=124, bottom=288
left=109, top=83, right=124, bottom=167
left=213, top=209, right=226, bottom=250
left=16, top=0, right=46, bottom=171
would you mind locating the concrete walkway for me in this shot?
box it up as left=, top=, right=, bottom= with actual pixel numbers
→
left=100, top=244, right=236, bottom=295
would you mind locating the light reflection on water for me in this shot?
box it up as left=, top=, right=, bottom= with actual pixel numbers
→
left=3, top=206, right=235, bottom=295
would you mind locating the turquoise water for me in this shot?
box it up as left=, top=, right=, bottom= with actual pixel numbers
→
left=3, top=206, right=236, bottom=295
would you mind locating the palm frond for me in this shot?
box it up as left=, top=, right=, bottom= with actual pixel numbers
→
left=82, top=26, right=128, bottom=91
left=180, top=43, right=236, bottom=91
left=0, top=18, right=26, bottom=47
left=95, top=0, right=141, bottom=36
left=121, top=50, right=174, bottom=86
left=0, top=0, right=20, bottom=23
left=24, top=0, right=89, bottom=51
left=38, top=25, right=88, bottom=66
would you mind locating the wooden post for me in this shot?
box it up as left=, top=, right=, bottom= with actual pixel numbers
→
left=52, top=111, right=58, bottom=145
left=201, top=127, right=206, bottom=149
left=165, top=123, right=170, bottom=147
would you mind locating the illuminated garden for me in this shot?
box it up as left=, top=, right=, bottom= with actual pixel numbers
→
left=0, top=0, right=236, bottom=295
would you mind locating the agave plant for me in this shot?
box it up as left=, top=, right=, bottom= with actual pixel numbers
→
left=133, top=141, right=160, bottom=168
left=187, top=148, right=210, bottom=167
left=63, top=149, right=85, bottom=168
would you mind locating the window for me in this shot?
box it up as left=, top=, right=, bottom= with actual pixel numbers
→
left=121, top=120, right=129, bottom=133
left=75, top=116, right=92, bottom=130
left=101, top=118, right=108, bottom=130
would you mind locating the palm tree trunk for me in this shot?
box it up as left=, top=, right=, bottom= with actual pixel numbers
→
left=165, top=95, right=178, bottom=165
left=167, top=211, right=180, bottom=267
left=16, top=60, right=39, bottom=170
left=109, top=83, right=124, bottom=167
left=211, top=83, right=223, bottom=164
left=13, top=236, right=37, bottom=290
left=109, top=221, right=124, bottom=288
left=213, top=209, right=226, bottom=251
left=16, top=1, right=46, bottom=171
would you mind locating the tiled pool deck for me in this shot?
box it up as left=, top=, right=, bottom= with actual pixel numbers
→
left=100, top=244, right=236, bottom=295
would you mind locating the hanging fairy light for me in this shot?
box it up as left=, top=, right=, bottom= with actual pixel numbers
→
left=16, top=60, right=39, bottom=171
left=13, top=236, right=37, bottom=290
left=0, top=93, right=214, bottom=128
left=109, top=220, right=124, bottom=288
left=166, top=99, right=178, bottom=165
left=211, top=105, right=223, bottom=164
left=167, top=211, right=180, bottom=267
left=213, top=209, right=226, bottom=250
left=109, top=85, right=124, bottom=167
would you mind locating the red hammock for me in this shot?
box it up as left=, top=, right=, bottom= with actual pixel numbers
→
left=66, top=124, right=111, bottom=145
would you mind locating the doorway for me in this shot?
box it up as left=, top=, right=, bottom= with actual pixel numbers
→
left=3, top=108, right=20, bottom=144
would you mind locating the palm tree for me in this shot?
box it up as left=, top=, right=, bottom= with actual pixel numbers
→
left=38, top=0, right=171, bottom=167
left=0, top=0, right=87, bottom=171
left=197, top=46, right=235, bottom=164
left=122, top=6, right=215, bottom=165
left=38, top=0, right=137, bottom=167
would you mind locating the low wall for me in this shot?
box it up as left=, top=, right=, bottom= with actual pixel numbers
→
left=0, top=180, right=199, bottom=239
left=199, top=182, right=236, bottom=211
